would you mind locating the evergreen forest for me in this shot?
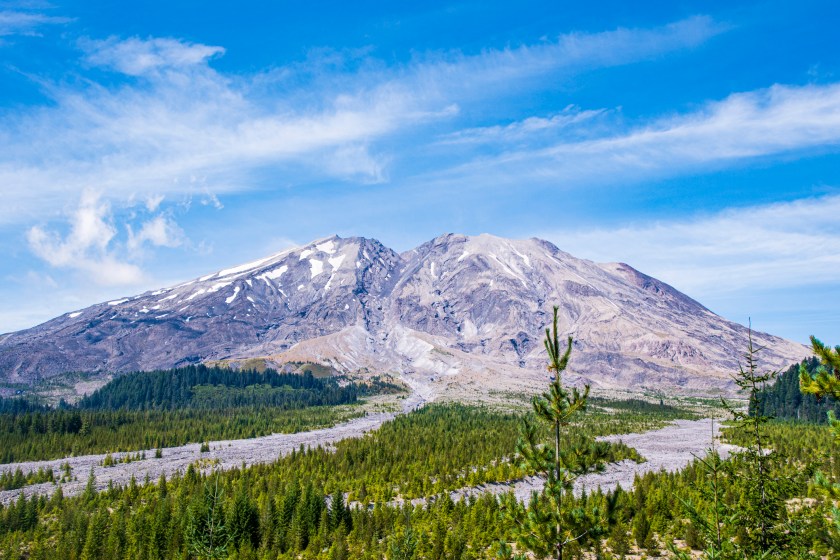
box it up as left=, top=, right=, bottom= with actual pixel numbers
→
left=0, top=366, right=396, bottom=463
left=1, top=336, right=840, bottom=558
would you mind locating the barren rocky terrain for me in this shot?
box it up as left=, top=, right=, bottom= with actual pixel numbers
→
left=440, top=417, right=738, bottom=505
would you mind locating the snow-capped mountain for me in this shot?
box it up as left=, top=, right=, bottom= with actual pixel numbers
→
left=0, top=234, right=808, bottom=396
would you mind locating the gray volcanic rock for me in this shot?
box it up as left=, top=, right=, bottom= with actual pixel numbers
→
left=0, top=236, right=400, bottom=383
left=0, top=233, right=808, bottom=396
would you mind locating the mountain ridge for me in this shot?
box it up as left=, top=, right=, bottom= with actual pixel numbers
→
left=0, top=233, right=808, bottom=398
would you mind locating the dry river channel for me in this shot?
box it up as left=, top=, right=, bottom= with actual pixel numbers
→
left=0, top=382, right=733, bottom=506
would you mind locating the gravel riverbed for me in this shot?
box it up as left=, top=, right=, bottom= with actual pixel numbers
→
left=0, top=388, right=428, bottom=505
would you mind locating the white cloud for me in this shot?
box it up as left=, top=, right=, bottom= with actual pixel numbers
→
left=0, top=9, right=70, bottom=37
left=126, top=215, right=185, bottom=252
left=322, top=144, right=390, bottom=184
left=554, top=82, right=840, bottom=164
left=438, top=106, right=607, bottom=145
left=441, top=82, right=840, bottom=187
left=547, top=194, right=840, bottom=297
left=0, top=17, right=726, bottom=224
left=145, top=194, right=165, bottom=212
left=26, top=190, right=149, bottom=286
left=413, top=15, right=725, bottom=97
left=81, top=36, right=225, bottom=76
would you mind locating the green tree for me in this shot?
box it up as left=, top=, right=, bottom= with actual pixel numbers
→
left=501, top=306, right=611, bottom=560
left=81, top=509, right=108, bottom=560
left=185, top=475, right=230, bottom=559
left=228, top=485, right=259, bottom=550
left=800, top=335, right=840, bottom=550
left=723, top=328, right=785, bottom=553
left=800, top=336, right=840, bottom=440
left=671, top=327, right=809, bottom=560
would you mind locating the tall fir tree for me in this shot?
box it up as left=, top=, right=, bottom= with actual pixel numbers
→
left=185, top=474, right=231, bottom=559
left=501, top=306, right=612, bottom=560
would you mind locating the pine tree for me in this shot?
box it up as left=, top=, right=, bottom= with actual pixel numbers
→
left=185, top=474, right=231, bottom=559
left=228, top=485, right=259, bottom=550
left=717, top=326, right=798, bottom=557
left=799, top=335, right=840, bottom=550
left=800, top=336, right=840, bottom=439
left=81, top=509, right=108, bottom=560
left=501, top=306, right=611, bottom=560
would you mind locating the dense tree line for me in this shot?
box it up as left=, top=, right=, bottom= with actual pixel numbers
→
left=76, top=366, right=364, bottom=411
left=0, top=405, right=365, bottom=464
left=0, top=367, right=398, bottom=464
left=0, top=397, right=48, bottom=415
left=752, top=357, right=840, bottom=422
left=256, top=403, right=644, bottom=503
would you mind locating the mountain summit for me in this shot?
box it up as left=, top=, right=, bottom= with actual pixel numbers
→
left=0, top=234, right=807, bottom=397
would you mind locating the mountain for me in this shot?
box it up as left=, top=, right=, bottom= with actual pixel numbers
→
left=0, top=234, right=808, bottom=398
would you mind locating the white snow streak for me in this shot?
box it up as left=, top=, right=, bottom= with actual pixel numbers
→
left=328, top=254, right=346, bottom=270
left=208, top=281, right=233, bottom=293
left=257, top=265, right=288, bottom=282
left=217, top=254, right=276, bottom=277
left=225, top=286, right=240, bottom=304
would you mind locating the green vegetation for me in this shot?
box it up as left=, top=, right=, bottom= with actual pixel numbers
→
left=76, top=365, right=366, bottom=410
left=0, top=403, right=367, bottom=464
left=0, top=390, right=837, bottom=559
left=0, top=468, right=54, bottom=491
left=582, top=396, right=698, bottom=434
left=5, top=326, right=840, bottom=558
left=501, top=306, right=611, bottom=560
left=251, top=403, right=645, bottom=504
left=753, top=357, right=840, bottom=422
left=0, top=366, right=399, bottom=463
left=0, top=397, right=48, bottom=415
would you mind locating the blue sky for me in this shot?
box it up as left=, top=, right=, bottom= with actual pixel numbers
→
left=1, top=0, right=839, bottom=344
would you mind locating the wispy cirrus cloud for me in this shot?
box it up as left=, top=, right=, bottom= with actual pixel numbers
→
left=0, top=16, right=727, bottom=224
left=439, top=82, right=840, bottom=188
left=547, top=193, right=840, bottom=297
left=81, top=36, right=225, bottom=76
left=411, top=15, right=725, bottom=97
left=0, top=9, right=70, bottom=38
left=1, top=16, right=729, bottom=292
left=438, top=106, right=608, bottom=145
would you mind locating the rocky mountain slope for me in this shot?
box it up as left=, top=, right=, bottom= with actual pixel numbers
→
left=0, top=234, right=808, bottom=397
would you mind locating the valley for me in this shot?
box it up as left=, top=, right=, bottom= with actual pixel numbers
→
left=0, top=385, right=427, bottom=506
left=0, top=235, right=834, bottom=558
left=0, top=375, right=724, bottom=507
